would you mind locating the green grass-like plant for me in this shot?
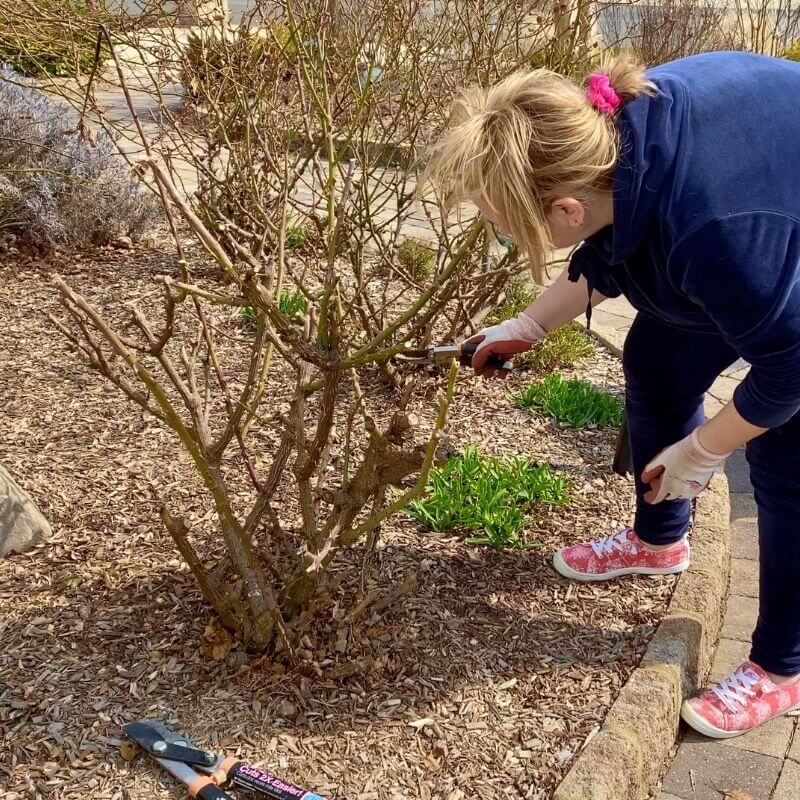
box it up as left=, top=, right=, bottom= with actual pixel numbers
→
left=242, top=289, right=307, bottom=328
left=408, top=445, right=570, bottom=548
left=279, top=288, right=308, bottom=316
left=511, top=374, right=623, bottom=429
left=242, top=306, right=258, bottom=328
left=397, top=238, right=436, bottom=280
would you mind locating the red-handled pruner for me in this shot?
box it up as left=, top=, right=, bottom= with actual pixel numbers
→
left=122, top=720, right=328, bottom=800
left=394, top=339, right=513, bottom=373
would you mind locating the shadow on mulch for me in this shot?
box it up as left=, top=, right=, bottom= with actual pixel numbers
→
left=1, top=241, right=672, bottom=800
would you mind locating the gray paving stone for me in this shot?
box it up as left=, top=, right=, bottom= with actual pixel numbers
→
left=731, top=517, right=759, bottom=562
left=662, top=742, right=781, bottom=800
left=726, top=449, right=754, bottom=493
left=785, top=719, right=800, bottom=763
left=710, top=637, right=752, bottom=681
left=730, top=489, right=758, bottom=519
left=730, top=557, right=759, bottom=598
left=590, top=307, right=635, bottom=330
left=721, top=594, right=759, bottom=642
left=709, top=375, right=741, bottom=403
left=721, top=357, right=749, bottom=378
left=599, top=294, right=635, bottom=318
left=658, top=794, right=686, bottom=800
left=773, top=757, right=800, bottom=800
left=688, top=714, right=794, bottom=760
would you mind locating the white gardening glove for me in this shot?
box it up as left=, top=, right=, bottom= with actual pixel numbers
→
left=642, top=428, right=732, bottom=504
left=466, top=311, right=547, bottom=378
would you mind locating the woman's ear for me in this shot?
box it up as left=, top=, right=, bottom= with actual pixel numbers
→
left=549, top=197, right=586, bottom=230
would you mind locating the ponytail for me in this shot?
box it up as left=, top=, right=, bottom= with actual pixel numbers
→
left=591, top=54, right=654, bottom=107
left=421, top=54, right=653, bottom=282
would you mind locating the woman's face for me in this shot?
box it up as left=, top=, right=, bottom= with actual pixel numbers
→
left=473, top=195, right=611, bottom=250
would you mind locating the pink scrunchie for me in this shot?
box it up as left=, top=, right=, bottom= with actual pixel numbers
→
left=586, top=73, right=622, bottom=115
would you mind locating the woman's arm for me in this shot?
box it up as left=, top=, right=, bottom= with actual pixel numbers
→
left=699, top=399, right=767, bottom=454
left=468, top=268, right=608, bottom=375
left=523, top=268, right=608, bottom=331
left=642, top=400, right=766, bottom=504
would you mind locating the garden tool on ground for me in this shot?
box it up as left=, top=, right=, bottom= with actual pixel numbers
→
left=394, top=338, right=513, bottom=373
left=122, top=720, right=327, bottom=800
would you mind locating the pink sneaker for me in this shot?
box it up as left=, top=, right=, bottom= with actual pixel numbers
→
left=682, top=662, right=800, bottom=738
left=552, top=527, right=690, bottom=581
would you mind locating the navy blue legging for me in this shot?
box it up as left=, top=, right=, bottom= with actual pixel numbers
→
left=624, top=313, right=800, bottom=675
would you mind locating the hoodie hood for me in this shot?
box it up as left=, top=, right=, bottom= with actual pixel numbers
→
left=609, top=74, right=687, bottom=264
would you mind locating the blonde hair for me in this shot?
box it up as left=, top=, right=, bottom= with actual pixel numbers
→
left=421, top=55, right=655, bottom=282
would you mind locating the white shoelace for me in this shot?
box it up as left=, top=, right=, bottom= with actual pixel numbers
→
left=711, top=667, right=761, bottom=713
left=589, top=528, right=631, bottom=558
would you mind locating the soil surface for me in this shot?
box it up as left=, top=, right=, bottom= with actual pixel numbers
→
left=0, top=242, right=675, bottom=800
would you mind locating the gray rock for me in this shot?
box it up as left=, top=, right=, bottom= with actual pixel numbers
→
left=0, top=464, right=51, bottom=556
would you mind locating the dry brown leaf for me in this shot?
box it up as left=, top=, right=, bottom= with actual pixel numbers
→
left=201, top=622, right=234, bottom=661
left=724, top=791, right=755, bottom=800
left=119, top=741, right=140, bottom=762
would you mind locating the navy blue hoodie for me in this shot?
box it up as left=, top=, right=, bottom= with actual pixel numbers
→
left=568, top=51, right=800, bottom=428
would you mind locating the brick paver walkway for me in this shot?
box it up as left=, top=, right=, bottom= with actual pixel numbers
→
left=657, top=449, right=800, bottom=800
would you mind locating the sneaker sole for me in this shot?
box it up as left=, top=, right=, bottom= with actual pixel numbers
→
left=551, top=550, right=691, bottom=582
left=681, top=697, right=800, bottom=739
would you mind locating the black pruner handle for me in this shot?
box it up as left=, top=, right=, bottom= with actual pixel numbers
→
left=195, top=783, right=236, bottom=800
left=460, top=339, right=513, bottom=373
left=227, top=761, right=328, bottom=800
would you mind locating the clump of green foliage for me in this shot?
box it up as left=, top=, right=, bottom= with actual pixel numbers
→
left=485, top=274, right=536, bottom=324
left=0, top=1, right=102, bottom=77
left=517, top=322, right=595, bottom=372
left=486, top=276, right=595, bottom=372
left=408, top=445, right=570, bottom=548
left=397, top=237, right=437, bottom=280
left=279, top=288, right=308, bottom=316
left=784, top=41, right=800, bottom=61
left=512, top=375, right=623, bottom=429
left=285, top=225, right=312, bottom=251
left=242, top=289, right=307, bottom=328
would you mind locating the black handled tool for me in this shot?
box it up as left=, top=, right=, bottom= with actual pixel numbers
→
left=123, top=720, right=328, bottom=800
left=394, top=339, right=513, bottom=373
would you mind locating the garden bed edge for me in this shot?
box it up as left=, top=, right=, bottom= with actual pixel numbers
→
left=552, top=470, right=731, bottom=800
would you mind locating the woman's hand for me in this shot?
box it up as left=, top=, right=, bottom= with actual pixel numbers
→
left=467, top=312, right=547, bottom=377
left=641, top=428, right=731, bottom=503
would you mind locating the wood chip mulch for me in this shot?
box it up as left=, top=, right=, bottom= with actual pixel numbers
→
left=0, top=241, right=677, bottom=800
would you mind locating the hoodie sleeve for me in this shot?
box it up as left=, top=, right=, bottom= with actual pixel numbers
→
left=567, top=241, right=624, bottom=299
left=669, top=212, right=800, bottom=428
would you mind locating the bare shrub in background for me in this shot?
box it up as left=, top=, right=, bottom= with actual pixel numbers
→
left=599, top=0, right=728, bottom=63
left=600, top=0, right=800, bottom=61
left=0, top=0, right=103, bottom=77
left=726, top=0, right=800, bottom=55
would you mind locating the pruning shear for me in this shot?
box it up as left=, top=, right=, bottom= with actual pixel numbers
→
left=122, top=720, right=327, bottom=800
left=394, top=339, right=513, bottom=373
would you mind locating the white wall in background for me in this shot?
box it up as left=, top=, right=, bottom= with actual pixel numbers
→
left=110, top=1, right=248, bottom=22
